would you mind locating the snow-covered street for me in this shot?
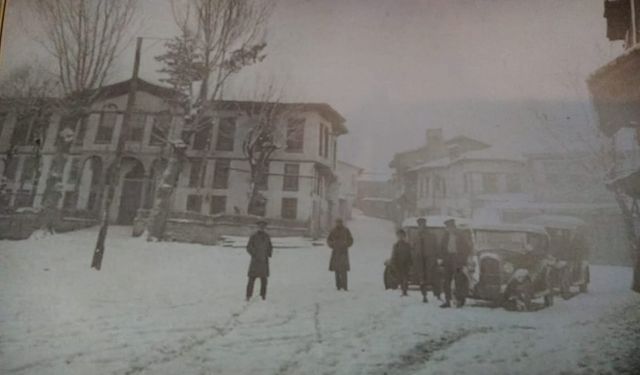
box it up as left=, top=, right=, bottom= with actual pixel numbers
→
left=1, top=215, right=639, bottom=375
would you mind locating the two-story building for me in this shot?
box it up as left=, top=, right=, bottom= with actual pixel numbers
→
left=0, top=78, right=350, bottom=238
left=389, top=128, right=525, bottom=219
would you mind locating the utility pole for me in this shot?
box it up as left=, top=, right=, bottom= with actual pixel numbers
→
left=91, top=37, right=143, bottom=270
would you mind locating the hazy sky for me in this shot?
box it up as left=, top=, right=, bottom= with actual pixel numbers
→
left=0, top=0, right=624, bottom=178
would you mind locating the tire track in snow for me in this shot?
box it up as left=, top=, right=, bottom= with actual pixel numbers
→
left=375, top=326, right=493, bottom=375
left=119, top=301, right=253, bottom=375
left=275, top=303, right=322, bottom=375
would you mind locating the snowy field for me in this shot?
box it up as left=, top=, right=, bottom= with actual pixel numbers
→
left=1, top=215, right=639, bottom=375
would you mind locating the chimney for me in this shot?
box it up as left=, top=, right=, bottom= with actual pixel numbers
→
left=426, top=128, right=443, bottom=148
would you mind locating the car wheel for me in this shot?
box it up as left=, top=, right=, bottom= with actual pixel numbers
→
left=384, top=266, right=398, bottom=290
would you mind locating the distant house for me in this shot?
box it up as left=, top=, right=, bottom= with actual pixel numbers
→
left=389, top=128, right=524, bottom=219
left=335, top=161, right=363, bottom=221
left=0, top=78, right=349, bottom=239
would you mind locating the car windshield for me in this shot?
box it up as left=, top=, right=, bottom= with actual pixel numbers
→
left=474, top=230, right=529, bottom=252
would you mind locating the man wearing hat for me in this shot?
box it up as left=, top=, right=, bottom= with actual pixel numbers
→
left=438, top=219, right=472, bottom=308
left=412, top=217, right=439, bottom=303
left=327, top=218, right=354, bottom=291
left=246, top=219, right=273, bottom=301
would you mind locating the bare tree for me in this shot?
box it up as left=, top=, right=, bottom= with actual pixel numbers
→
left=30, top=0, right=137, bottom=96
left=147, top=0, right=272, bottom=240
left=27, top=0, right=138, bottom=267
left=0, top=65, right=59, bottom=216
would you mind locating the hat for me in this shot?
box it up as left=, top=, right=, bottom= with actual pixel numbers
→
left=416, top=217, right=427, bottom=224
left=444, top=218, right=456, bottom=226
left=256, top=219, right=268, bottom=226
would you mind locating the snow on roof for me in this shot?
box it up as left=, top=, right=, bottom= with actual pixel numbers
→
left=521, top=215, right=586, bottom=230
left=453, top=148, right=525, bottom=163
left=408, top=147, right=525, bottom=172
left=362, top=197, right=394, bottom=202
left=402, top=216, right=471, bottom=228
left=408, top=158, right=450, bottom=171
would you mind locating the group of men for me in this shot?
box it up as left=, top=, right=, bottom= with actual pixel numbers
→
left=390, top=217, right=471, bottom=308
left=244, top=217, right=470, bottom=309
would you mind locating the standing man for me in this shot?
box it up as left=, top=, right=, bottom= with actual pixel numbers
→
left=327, top=218, right=354, bottom=291
left=438, top=219, right=472, bottom=308
left=246, top=220, right=273, bottom=301
left=412, top=217, right=438, bottom=303
left=391, top=229, right=413, bottom=296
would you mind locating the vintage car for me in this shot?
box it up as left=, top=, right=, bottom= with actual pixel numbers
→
left=522, top=215, right=590, bottom=298
left=468, top=223, right=554, bottom=310
left=384, top=216, right=472, bottom=291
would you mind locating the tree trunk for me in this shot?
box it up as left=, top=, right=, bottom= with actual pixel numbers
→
left=146, top=147, right=184, bottom=241
left=91, top=161, right=121, bottom=270
left=41, top=140, right=71, bottom=233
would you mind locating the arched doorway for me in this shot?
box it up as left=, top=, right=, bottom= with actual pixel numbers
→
left=117, top=158, right=145, bottom=224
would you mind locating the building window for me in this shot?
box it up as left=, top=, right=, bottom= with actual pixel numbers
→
left=95, top=105, right=118, bottom=144
left=11, top=112, right=51, bottom=147
left=67, top=158, right=81, bottom=185
left=4, top=158, right=18, bottom=181
left=507, top=174, right=521, bottom=193
left=128, top=113, right=146, bottom=142
left=209, top=195, right=226, bottom=215
left=256, top=162, right=269, bottom=191
left=189, top=159, right=204, bottom=188
left=281, top=197, right=298, bottom=219
left=318, top=123, right=324, bottom=156
left=150, top=112, right=171, bottom=145
left=216, top=118, right=236, bottom=151
left=63, top=191, right=78, bottom=210
left=192, top=117, right=212, bottom=151
left=323, top=127, right=329, bottom=158
left=283, top=163, right=300, bottom=191
left=482, top=173, right=499, bottom=194
left=14, top=189, right=34, bottom=207
left=212, top=159, right=230, bottom=189
left=463, top=173, right=471, bottom=193
left=0, top=112, right=6, bottom=139
left=20, top=156, right=38, bottom=184
left=286, top=118, right=304, bottom=152
left=186, top=194, right=202, bottom=212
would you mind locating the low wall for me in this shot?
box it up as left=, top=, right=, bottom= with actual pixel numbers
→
left=134, top=210, right=309, bottom=245
left=0, top=211, right=98, bottom=240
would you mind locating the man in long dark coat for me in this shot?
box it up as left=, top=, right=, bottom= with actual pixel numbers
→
left=391, top=229, right=413, bottom=296
left=412, top=217, right=439, bottom=303
left=246, top=220, right=273, bottom=301
left=438, top=219, right=472, bottom=308
left=327, top=218, right=354, bottom=291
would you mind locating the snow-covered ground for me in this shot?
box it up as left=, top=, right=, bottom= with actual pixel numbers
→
left=1, top=215, right=639, bottom=375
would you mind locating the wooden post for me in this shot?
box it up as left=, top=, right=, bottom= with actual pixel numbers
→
left=91, top=37, right=143, bottom=270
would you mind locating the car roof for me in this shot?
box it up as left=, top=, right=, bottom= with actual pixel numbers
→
left=402, top=215, right=471, bottom=228
left=521, top=215, right=586, bottom=230
left=471, top=222, right=549, bottom=236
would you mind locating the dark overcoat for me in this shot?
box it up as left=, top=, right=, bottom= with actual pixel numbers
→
left=327, top=225, right=354, bottom=272
left=411, top=228, right=438, bottom=279
left=247, top=230, right=273, bottom=278
left=391, top=240, right=413, bottom=276
left=439, top=231, right=472, bottom=267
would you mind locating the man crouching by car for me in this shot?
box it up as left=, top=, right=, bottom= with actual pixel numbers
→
left=438, top=219, right=472, bottom=308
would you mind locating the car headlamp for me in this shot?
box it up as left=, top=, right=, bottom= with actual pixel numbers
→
left=503, top=262, right=515, bottom=274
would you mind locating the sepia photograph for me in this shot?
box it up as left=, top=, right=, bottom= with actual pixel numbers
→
left=0, top=0, right=639, bottom=374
